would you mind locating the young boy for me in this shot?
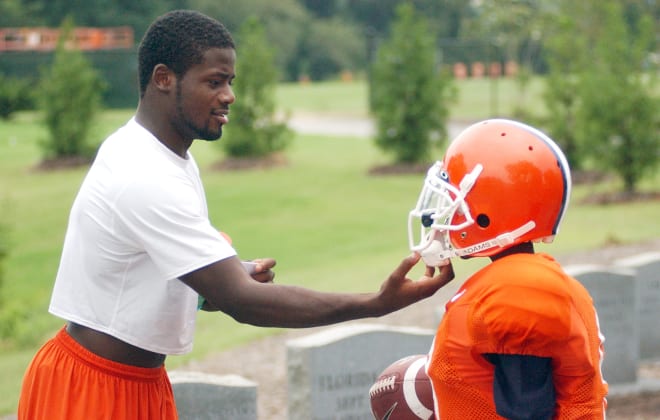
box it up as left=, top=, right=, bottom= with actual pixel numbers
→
left=408, top=119, right=608, bottom=419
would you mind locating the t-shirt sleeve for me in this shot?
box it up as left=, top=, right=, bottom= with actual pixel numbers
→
left=114, top=174, right=236, bottom=280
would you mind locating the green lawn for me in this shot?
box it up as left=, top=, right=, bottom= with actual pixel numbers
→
left=275, top=77, right=547, bottom=121
left=0, top=79, right=657, bottom=415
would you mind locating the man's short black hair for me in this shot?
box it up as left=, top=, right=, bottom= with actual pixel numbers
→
left=137, top=10, right=235, bottom=97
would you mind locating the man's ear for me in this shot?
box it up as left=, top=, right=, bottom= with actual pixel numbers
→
left=152, top=64, right=175, bottom=92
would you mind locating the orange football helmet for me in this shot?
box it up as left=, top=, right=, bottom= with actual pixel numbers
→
left=408, top=119, right=571, bottom=266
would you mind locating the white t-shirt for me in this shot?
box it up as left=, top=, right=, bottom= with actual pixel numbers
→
left=49, top=118, right=236, bottom=355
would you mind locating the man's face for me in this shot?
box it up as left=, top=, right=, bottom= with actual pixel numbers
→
left=175, top=47, right=236, bottom=141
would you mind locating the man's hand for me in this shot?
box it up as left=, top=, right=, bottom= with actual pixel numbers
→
left=376, top=253, right=455, bottom=315
left=247, top=258, right=276, bottom=283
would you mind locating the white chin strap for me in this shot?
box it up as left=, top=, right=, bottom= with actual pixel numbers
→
left=420, top=221, right=536, bottom=267
left=419, top=241, right=453, bottom=266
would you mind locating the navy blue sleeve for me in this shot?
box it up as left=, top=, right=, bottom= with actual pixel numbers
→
left=483, top=353, right=555, bottom=420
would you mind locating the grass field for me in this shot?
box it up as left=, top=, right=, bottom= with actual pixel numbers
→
left=275, top=77, right=547, bottom=121
left=0, top=78, right=658, bottom=415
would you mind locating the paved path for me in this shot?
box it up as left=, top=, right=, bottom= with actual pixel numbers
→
left=287, top=114, right=470, bottom=139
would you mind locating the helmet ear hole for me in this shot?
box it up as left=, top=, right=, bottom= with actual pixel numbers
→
left=476, top=214, right=490, bottom=228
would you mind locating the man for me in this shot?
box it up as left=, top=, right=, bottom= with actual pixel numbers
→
left=18, top=10, right=454, bottom=420
left=408, top=119, right=608, bottom=419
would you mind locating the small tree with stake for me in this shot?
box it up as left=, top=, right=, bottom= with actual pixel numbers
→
left=369, top=2, right=455, bottom=166
left=221, top=16, right=291, bottom=160
left=39, top=17, right=105, bottom=163
left=574, top=0, right=658, bottom=196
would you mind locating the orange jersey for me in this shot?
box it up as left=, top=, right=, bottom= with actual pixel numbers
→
left=427, top=253, right=608, bottom=419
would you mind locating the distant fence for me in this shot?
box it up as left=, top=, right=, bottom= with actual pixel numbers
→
left=0, top=27, right=133, bottom=52
left=0, top=26, right=137, bottom=108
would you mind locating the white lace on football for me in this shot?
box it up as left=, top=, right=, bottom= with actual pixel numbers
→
left=369, top=375, right=396, bottom=397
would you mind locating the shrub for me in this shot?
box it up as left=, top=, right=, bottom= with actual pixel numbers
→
left=0, top=74, right=34, bottom=119
left=39, top=18, right=105, bottom=160
left=221, top=16, right=291, bottom=158
left=370, top=3, right=455, bottom=164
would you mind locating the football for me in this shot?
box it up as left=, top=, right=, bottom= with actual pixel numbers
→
left=369, top=354, right=435, bottom=420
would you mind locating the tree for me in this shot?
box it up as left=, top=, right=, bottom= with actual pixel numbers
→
left=39, top=18, right=105, bottom=161
left=541, top=2, right=590, bottom=170
left=19, top=0, right=183, bottom=35
left=0, top=74, right=34, bottom=120
left=220, top=16, right=291, bottom=159
left=574, top=0, right=658, bottom=194
left=193, top=0, right=367, bottom=81
left=369, top=3, right=455, bottom=164
left=192, top=0, right=309, bottom=81
left=0, top=0, right=38, bottom=26
left=298, top=17, right=366, bottom=80
left=464, top=0, right=554, bottom=118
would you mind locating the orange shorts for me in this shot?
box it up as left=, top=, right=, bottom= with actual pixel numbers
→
left=18, top=326, right=177, bottom=420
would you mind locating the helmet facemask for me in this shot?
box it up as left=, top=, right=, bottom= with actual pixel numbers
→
left=408, top=162, right=482, bottom=266
left=408, top=161, right=537, bottom=266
